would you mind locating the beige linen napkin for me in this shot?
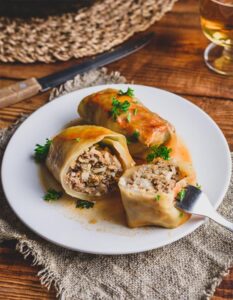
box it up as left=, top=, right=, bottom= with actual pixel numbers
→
left=0, top=69, right=232, bottom=300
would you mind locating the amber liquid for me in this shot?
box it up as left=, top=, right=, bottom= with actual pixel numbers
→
left=200, top=0, right=233, bottom=47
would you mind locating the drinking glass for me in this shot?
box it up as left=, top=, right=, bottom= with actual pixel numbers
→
left=200, top=0, right=233, bottom=75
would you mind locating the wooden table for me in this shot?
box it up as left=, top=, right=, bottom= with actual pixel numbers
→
left=0, top=0, right=232, bottom=298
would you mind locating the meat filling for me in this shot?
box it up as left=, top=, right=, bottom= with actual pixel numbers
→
left=65, top=144, right=123, bottom=196
left=121, top=160, right=181, bottom=194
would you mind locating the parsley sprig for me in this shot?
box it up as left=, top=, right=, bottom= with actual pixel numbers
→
left=126, top=138, right=131, bottom=145
left=177, top=188, right=186, bottom=201
left=155, top=194, right=161, bottom=201
left=146, top=145, right=172, bottom=162
left=127, top=113, right=131, bottom=123
left=43, top=189, right=63, bottom=201
left=76, top=199, right=95, bottom=209
left=126, top=130, right=140, bottom=144
left=131, top=131, right=140, bottom=142
left=196, top=183, right=202, bottom=190
left=119, top=87, right=134, bottom=97
left=34, top=139, right=52, bottom=163
left=111, top=97, right=130, bottom=121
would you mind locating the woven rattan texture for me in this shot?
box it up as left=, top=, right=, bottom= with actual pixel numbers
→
left=0, top=0, right=176, bottom=63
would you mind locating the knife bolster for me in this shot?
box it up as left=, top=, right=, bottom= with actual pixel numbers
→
left=0, top=78, right=42, bottom=109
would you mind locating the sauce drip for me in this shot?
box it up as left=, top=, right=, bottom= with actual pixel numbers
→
left=166, top=134, right=192, bottom=164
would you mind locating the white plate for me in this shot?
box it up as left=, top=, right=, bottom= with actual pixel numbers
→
left=1, top=84, right=231, bottom=255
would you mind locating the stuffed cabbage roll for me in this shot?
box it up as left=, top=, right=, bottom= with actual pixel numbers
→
left=118, top=159, right=196, bottom=228
left=46, top=125, right=135, bottom=201
left=78, top=88, right=174, bottom=158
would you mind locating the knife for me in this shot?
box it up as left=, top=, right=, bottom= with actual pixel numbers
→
left=0, top=32, right=154, bottom=109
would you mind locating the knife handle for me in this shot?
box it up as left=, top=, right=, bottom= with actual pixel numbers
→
left=0, top=78, right=42, bottom=109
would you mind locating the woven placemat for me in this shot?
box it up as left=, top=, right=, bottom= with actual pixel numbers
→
left=0, top=0, right=176, bottom=63
left=0, top=69, right=232, bottom=300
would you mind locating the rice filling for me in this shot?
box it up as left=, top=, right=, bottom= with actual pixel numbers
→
left=65, top=144, right=123, bottom=196
left=121, top=160, right=181, bottom=194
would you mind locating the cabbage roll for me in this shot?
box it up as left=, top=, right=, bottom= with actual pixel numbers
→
left=118, top=159, right=196, bottom=228
left=78, top=88, right=174, bottom=158
left=46, top=125, right=135, bottom=201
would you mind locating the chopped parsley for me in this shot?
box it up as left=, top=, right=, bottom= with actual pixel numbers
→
left=34, top=139, right=52, bottom=163
left=196, top=183, right=202, bottom=190
left=126, top=130, right=140, bottom=144
left=127, top=113, right=131, bottom=123
left=132, top=130, right=140, bottom=140
left=126, top=137, right=131, bottom=145
left=118, top=87, right=134, bottom=97
left=177, top=188, right=186, bottom=201
left=76, top=199, right=95, bottom=209
left=110, top=97, right=130, bottom=121
left=74, top=138, right=81, bottom=142
left=179, top=211, right=184, bottom=218
left=155, top=194, right=161, bottom=201
left=146, top=145, right=172, bottom=162
left=43, top=189, right=63, bottom=201
left=133, top=108, right=138, bottom=115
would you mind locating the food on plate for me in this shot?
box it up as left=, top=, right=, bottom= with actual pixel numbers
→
left=78, top=88, right=174, bottom=158
left=34, top=138, right=52, bottom=163
left=35, top=87, right=199, bottom=230
left=46, top=125, right=135, bottom=201
left=43, top=188, right=63, bottom=201
left=118, top=159, right=196, bottom=228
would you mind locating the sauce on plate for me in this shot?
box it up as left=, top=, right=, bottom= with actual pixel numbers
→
left=39, top=134, right=194, bottom=227
left=39, top=164, right=127, bottom=226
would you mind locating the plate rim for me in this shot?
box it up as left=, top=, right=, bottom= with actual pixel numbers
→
left=1, top=84, right=232, bottom=255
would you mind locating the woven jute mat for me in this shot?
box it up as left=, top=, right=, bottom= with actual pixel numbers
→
left=0, top=0, right=176, bottom=63
left=0, top=69, right=233, bottom=300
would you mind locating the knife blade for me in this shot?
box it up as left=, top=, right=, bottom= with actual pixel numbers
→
left=0, top=32, right=154, bottom=109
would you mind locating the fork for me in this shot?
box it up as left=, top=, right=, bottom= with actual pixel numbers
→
left=175, top=185, right=233, bottom=232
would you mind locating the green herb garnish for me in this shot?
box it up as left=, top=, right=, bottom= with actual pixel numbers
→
left=34, top=139, right=52, bottom=163
left=155, top=195, right=161, bottom=201
left=132, top=130, right=140, bottom=141
left=126, top=131, right=140, bottom=144
left=111, top=97, right=130, bottom=121
left=196, top=183, right=202, bottom=190
left=75, top=138, right=81, bottom=142
left=76, top=199, right=95, bottom=209
left=133, top=108, right=138, bottom=115
left=127, top=113, right=131, bottom=123
left=177, top=188, right=186, bottom=201
left=43, top=189, right=63, bottom=201
left=179, top=211, right=184, bottom=218
left=126, top=137, right=131, bottom=145
left=119, top=87, right=134, bottom=97
left=146, top=145, right=172, bottom=162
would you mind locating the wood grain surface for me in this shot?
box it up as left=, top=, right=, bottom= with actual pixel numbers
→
left=0, top=0, right=233, bottom=298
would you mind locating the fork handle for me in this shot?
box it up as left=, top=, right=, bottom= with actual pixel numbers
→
left=208, top=210, right=233, bottom=232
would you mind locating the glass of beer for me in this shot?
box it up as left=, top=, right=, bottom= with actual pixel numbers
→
left=200, top=0, right=233, bottom=75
